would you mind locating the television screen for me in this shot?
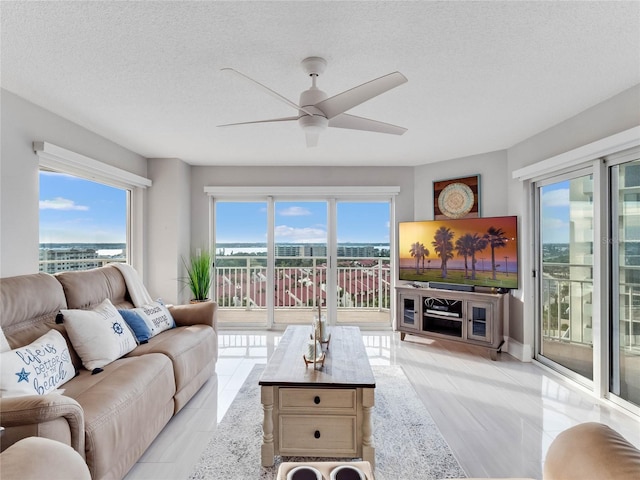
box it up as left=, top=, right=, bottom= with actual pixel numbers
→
left=398, top=216, right=518, bottom=289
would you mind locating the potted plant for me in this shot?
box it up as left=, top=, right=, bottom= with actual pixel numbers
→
left=181, top=249, right=213, bottom=303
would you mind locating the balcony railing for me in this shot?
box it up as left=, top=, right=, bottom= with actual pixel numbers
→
left=214, top=256, right=391, bottom=311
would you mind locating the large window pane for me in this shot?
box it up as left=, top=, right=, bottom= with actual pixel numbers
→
left=274, top=201, right=327, bottom=325
left=611, top=159, right=640, bottom=407
left=539, top=174, right=594, bottom=381
left=214, top=201, right=268, bottom=325
left=39, top=170, right=127, bottom=273
left=336, top=202, right=391, bottom=324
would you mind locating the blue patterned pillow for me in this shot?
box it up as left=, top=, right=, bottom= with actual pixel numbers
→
left=118, top=301, right=175, bottom=343
left=118, top=309, right=152, bottom=343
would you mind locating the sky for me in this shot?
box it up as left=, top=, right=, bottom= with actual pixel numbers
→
left=39, top=171, right=127, bottom=243
left=39, top=172, right=391, bottom=244
left=540, top=177, right=593, bottom=244
left=215, top=201, right=391, bottom=244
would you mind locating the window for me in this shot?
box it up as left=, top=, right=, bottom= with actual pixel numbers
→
left=206, top=186, right=398, bottom=328
left=34, top=142, right=151, bottom=275
left=39, top=170, right=128, bottom=273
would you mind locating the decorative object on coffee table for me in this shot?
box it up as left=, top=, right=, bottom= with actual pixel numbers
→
left=433, top=174, right=480, bottom=220
left=315, top=297, right=331, bottom=348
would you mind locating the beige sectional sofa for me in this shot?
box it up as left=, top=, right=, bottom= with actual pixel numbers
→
left=0, top=265, right=217, bottom=480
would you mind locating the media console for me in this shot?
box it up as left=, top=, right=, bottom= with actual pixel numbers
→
left=396, top=285, right=507, bottom=360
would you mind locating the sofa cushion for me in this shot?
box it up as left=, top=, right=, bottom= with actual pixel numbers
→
left=0, top=436, right=91, bottom=480
left=0, top=273, right=68, bottom=348
left=62, top=299, right=137, bottom=370
left=55, top=266, right=132, bottom=310
left=62, top=353, right=176, bottom=480
left=118, top=301, right=175, bottom=343
left=126, top=324, right=216, bottom=412
left=1, top=329, right=75, bottom=398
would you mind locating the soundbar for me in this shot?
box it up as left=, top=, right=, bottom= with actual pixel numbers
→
left=429, top=282, right=475, bottom=292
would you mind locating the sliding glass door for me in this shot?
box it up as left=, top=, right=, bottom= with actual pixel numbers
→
left=610, top=158, right=640, bottom=408
left=273, top=201, right=327, bottom=325
left=210, top=190, right=394, bottom=328
left=214, top=201, right=268, bottom=326
left=336, top=201, right=391, bottom=325
left=536, top=171, right=594, bottom=382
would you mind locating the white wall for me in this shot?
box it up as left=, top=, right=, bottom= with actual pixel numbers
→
left=505, top=84, right=640, bottom=361
left=413, top=150, right=508, bottom=220
left=147, top=158, right=191, bottom=304
left=0, top=89, right=148, bottom=277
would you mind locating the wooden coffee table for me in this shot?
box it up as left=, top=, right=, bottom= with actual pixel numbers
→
left=259, top=326, right=376, bottom=468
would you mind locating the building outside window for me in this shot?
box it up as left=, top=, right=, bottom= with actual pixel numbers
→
left=39, top=170, right=128, bottom=273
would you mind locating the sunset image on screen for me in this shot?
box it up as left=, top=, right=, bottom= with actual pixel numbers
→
left=398, top=216, right=518, bottom=289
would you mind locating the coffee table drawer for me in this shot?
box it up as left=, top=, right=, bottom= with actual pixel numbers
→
left=279, top=388, right=356, bottom=413
left=279, top=415, right=357, bottom=456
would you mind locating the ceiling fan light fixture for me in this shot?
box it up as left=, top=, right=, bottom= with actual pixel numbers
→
left=298, top=114, right=328, bottom=134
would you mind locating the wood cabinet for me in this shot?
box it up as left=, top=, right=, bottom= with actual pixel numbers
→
left=259, top=326, right=375, bottom=467
left=277, top=387, right=359, bottom=457
left=396, top=286, right=507, bottom=360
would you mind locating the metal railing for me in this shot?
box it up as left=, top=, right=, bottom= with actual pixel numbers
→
left=214, top=256, right=391, bottom=311
left=541, top=274, right=593, bottom=346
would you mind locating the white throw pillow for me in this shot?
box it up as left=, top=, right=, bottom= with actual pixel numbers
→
left=118, top=300, right=175, bottom=343
left=62, top=298, right=137, bottom=371
left=0, top=329, right=75, bottom=397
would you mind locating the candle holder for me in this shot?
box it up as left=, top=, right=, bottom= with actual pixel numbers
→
left=303, top=296, right=328, bottom=369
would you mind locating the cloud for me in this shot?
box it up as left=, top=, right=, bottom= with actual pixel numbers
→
left=39, top=197, right=89, bottom=211
left=542, top=188, right=569, bottom=207
left=542, top=217, right=567, bottom=229
left=278, top=206, right=311, bottom=216
left=275, top=225, right=326, bottom=243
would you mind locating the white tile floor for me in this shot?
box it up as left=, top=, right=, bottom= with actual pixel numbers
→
left=124, top=330, right=640, bottom=480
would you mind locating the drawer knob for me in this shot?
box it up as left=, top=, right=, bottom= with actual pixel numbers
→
left=314, top=430, right=321, bottom=439
left=314, top=396, right=321, bottom=405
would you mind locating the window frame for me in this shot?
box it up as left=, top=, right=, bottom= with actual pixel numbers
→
left=34, top=142, right=151, bottom=276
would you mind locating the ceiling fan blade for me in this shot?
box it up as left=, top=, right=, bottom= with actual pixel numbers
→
left=221, top=68, right=316, bottom=117
left=217, top=116, right=298, bottom=127
left=305, top=131, right=320, bottom=147
left=328, top=113, right=407, bottom=135
left=314, top=71, right=407, bottom=119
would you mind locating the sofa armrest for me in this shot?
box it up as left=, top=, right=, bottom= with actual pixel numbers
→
left=0, top=394, right=85, bottom=457
left=544, top=422, right=640, bottom=480
left=169, top=301, right=217, bottom=331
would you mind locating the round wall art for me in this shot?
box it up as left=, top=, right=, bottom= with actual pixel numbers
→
left=438, top=182, right=474, bottom=219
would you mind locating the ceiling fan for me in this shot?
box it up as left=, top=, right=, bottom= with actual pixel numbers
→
left=218, top=57, right=408, bottom=147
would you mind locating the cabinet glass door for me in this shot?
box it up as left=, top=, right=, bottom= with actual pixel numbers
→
left=400, top=295, right=419, bottom=330
left=467, top=301, right=492, bottom=343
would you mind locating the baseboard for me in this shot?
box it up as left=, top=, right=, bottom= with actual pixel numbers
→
left=505, top=337, right=532, bottom=362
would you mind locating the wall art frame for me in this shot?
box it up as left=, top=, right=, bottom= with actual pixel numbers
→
left=433, top=174, right=480, bottom=220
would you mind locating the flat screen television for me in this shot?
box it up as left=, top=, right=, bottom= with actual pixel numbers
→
left=398, top=215, right=518, bottom=289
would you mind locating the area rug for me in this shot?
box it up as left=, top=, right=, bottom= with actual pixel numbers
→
left=188, top=365, right=466, bottom=479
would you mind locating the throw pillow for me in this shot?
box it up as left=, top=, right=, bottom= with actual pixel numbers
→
left=0, top=329, right=74, bottom=398
left=118, top=301, right=175, bottom=343
left=62, top=298, right=137, bottom=371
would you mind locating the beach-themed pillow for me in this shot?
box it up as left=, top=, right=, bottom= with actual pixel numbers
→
left=62, top=298, right=137, bottom=371
left=0, top=329, right=74, bottom=397
left=118, top=301, right=175, bottom=343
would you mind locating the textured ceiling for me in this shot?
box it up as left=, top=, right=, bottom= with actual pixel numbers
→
left=1, top=1, right=639, bottom=167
